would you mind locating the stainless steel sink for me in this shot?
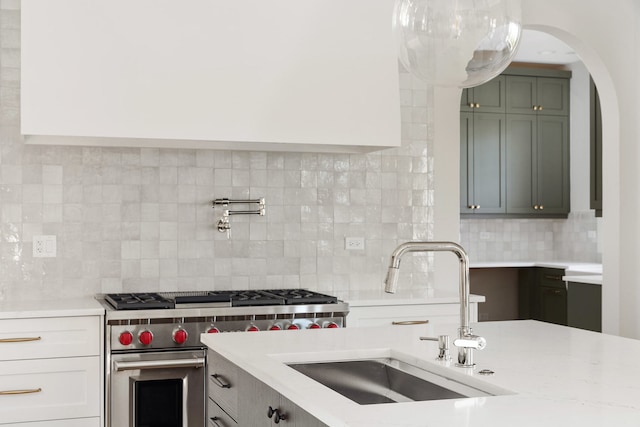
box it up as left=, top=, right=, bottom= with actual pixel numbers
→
left=287, top=358, right=495, bottom=405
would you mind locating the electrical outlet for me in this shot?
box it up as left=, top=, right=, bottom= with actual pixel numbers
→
left=33, top=235, right=57, bottom=258
left=345, top=237, right=365, bottom=251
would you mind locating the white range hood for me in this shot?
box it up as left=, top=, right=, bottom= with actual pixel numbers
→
left=20, top=0, right=401, bottom=153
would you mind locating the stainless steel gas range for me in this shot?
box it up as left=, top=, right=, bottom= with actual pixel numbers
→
left=98, top=289, right=349, bottom=427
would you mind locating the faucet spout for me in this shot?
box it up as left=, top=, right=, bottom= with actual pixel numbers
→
left=384, top=241, right=482, bottom=368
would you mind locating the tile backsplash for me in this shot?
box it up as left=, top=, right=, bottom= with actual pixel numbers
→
left=0, top=1, right=436, bottom=301
left=460, top=212, right=601, bottom=263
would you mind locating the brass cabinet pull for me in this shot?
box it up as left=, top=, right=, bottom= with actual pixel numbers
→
left=0, top=388, right=42, bottom=395
left=392, top=320, right=429, bottom=325
left=0, top=337, right=42, bottom=343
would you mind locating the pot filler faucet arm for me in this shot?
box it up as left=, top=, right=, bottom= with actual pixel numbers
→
left=384, top=241, right=485, bottom=368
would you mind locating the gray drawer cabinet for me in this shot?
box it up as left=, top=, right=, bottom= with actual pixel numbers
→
left=506, top=114, right=570, bottom=215
left=461, top=75, right=506, bottom=113
left=506, top=76, right=569, bottom=116
left=460, top=112, right=507, bottom=214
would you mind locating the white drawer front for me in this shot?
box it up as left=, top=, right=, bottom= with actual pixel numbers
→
left=1, top=417, right=100, bottom=427
left=0, top=356, right=100, bottom=424
left=0, top=316, right=100, bottom=360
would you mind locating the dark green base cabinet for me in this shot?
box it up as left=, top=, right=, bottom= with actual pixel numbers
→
left=518, top=268, right=601, bottom=332
left=567, top=282, right=602, bottom=332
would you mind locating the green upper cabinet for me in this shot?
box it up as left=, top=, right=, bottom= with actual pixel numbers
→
left=506, top=76, right=569, bottom=116
left=461, top=76, right=507, bottom=113
left=460, top=67, right=571, bottom=218
left=461, top=112, right=506, bottom=214
left=506, top=114, right=570, bottom=215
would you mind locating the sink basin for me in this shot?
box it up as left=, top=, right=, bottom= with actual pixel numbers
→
left=288, top=358, right=497, bottom=405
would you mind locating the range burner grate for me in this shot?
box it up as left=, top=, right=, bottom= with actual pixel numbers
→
left=105, top=293, right=174, bottom=310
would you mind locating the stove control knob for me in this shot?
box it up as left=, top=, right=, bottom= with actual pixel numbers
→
left=269, top=324, right=282, bottom=331
left=119, top=331, right=133, bottom=346
left=207, top=326, right=220, bottom=334
left=287, top=323, right=300, bottom=330
left=246, top=325, right=260, bottom=332
left=324, top=322, right=340, bottom=329
left=307, top=323, right=321, bottom=330
left=173, top=328, right=188, bottom=345
left=139, top=330, right=154, bottom=346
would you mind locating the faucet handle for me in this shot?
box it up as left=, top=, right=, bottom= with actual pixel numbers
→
left=453, top=335, right=486, bottom=350
left=420, top=335, right=452, bottom=361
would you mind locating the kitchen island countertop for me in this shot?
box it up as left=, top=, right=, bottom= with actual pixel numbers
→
left=202, top=320, right=640, bottom=426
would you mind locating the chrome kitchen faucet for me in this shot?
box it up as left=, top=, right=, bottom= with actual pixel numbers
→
left=384, top=241, right=486, bottom=368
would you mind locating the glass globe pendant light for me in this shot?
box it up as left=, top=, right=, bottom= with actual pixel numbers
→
left=394, top=0, right=522, bottom=88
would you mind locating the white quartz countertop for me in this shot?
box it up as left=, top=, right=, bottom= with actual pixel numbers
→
left=0, top=297, right=105, bottom=319
left=339, top=289, right=485, bottom=307
left=202, top=320, right=640, bottom=426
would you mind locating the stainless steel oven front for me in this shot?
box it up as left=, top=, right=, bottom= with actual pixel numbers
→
left=108, top=349, right=206, bottom=427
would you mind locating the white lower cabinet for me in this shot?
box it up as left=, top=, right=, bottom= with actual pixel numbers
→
left=0, top=314, right=103, bottom=426
left=347, top=302, right=479, bottom=327
left=1, top=418, right=101, bottom=427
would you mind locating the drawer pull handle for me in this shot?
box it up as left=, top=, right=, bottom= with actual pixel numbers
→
left=0, top=388, right=42, bottom=395
left=211, top=373, right=231, bottom=389
left=0, top=337, right=42, bottom=343
left=544, top=275, right=562, bottom=281
left=392, top=320, right=429, bottom=325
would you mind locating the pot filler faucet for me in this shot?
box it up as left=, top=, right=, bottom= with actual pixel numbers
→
left=384, top=241, right=486, bottom=368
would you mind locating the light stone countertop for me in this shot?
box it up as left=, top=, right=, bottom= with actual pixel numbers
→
left=0, top=297, right=105, bottom=319
left=470, top=261, right=603, bottom=285
left=338, top=289, right=486, bottom=307
left=202, top=320, right=640, bottom=426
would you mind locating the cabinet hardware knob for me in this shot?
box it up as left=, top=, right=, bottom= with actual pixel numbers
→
left=475, top=205, right=480, bottom=209
left=475, top=103, right=480, bottom=108
left=533, top=105, right=538, bottom=111
left=538, top=105, right=544, bottom=111
left=468, top=102, right=474, bottom=107
left=534, top=205, right=539, bottom=210
left=539, top=205, right=544, bottom=210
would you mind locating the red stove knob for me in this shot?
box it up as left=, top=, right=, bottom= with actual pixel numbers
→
left=119, top=331, right=133, bottom=346
left=308, top=323, right=321, bottom=329
left=207, top=327, right=220, bottom=333
left=139, top=330, right=154, bottom=346
left=269, top=324, right=282, bottom=331
left=287, top=323, right=300, bottom=330
left=325, top=322, right=339, bottom=329
left=246, top=325, right=260, bottom=332
left=173, top=329, right=188, bottom=344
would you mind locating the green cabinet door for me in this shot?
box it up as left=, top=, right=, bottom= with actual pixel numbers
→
left=506, top=76, right=569, bottom=116
left=461, top=76, right=506, bottom=113
left=506, top=114, right=569, bottom=216
left=506, top=114, right=536, bottom=214
left=536, top=116, right=570, bottom=214
left=461, top=112, right=506, bottom=214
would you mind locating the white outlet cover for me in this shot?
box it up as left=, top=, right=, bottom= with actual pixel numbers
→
left=345, top=237, right=365, bottom=250
left=33, top=235, right=57, bottom=258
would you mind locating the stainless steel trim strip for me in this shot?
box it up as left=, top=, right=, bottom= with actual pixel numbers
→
left=114, top=357, right=206, bottom=371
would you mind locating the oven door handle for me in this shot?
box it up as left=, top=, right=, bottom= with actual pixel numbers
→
left=114, top=357, right=206, bottom=372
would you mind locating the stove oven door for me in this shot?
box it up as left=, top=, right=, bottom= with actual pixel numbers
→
left=109, top=349, right=206, bottom=427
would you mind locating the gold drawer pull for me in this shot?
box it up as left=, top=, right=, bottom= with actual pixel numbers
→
left=0, top=337, right=42, bottom=343
left=0, top=388, right=42, bottom=395
left=391, top=320, right=429, bottom=325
